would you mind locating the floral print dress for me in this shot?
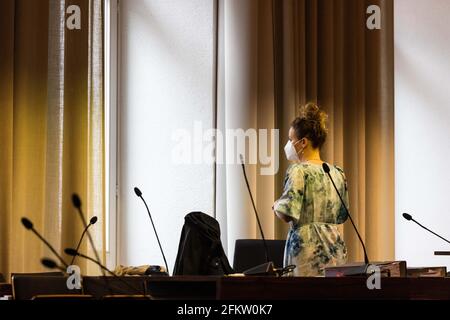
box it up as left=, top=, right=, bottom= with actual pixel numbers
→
left=273, top=162, right=348, bottom=276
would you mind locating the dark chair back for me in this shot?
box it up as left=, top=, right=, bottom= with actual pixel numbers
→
left=233, top=239, right=286, bottom=273
left=11, top=274, right=80, bottom=300
left=173, top=212, right=233, bottom=275
left=11, top=272, right=63, bottom=278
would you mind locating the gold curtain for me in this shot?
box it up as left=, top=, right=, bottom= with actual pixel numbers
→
left=270, top=0, right=395, bottom=262
left=0, top=0, right=105, bottom=278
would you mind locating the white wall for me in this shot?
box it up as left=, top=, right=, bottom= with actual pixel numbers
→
left=118, top=0, right=215, bottom=272
left=395, top=0, right=450, bottom=268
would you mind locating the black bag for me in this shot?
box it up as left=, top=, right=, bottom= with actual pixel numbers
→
left=173, top=211, right=234, bottom=275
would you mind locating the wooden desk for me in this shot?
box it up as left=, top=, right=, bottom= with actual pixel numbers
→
left=217, top=276, right=450, bottom=300
left=145, top=276, right=450, bottom=300
left=5, top=275, right=450, bottom=300
left=146, top=276, right=219, bottom=300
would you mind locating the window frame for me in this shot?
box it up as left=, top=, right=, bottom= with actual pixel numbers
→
left=104, top=0, right=119, bottom=269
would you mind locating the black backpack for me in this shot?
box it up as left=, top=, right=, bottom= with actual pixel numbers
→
left=173, top=212, right=234, bottom=275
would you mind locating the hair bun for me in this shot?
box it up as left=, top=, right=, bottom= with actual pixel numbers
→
left=291, top=102, right=329, bottom=149
left=300, top=102, right=328, bottom=134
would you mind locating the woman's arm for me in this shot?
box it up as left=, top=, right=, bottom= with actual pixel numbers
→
left=272, top=165, right=303, bottom=224
left=273, top=205, right=293, bottom=223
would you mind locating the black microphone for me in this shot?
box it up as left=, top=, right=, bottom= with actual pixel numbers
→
left=21, top=217, right=69, bottom=268
left=402, top=212, right=450, bottom=245
left=71, top=216, right=98, bottom=265
left=64, top=248, right=146, bottom=296
left=239, top=155, right=275, bottom=276
left=134, top=187, right=169, bottom=275
left=322, top=163, right=370, bottom=265
left=71, top=194, right=104, bottom=276
left=41, top=258, right=67, bottom=273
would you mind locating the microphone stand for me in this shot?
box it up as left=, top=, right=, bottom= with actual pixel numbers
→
left=134, top=187, right=169, bottom=275
left=322, top=163, right=369, bottom=265
left=402, top=212, right=450, bottom=257
left=71, top=194, right=104, bottom=275
left=239, top=155, right=276, bottom=276
left=322, top=163, right=370, bottom=276
left=71, top=217, right=97, bottom=265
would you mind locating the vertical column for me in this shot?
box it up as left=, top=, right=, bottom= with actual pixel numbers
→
left=365, top=0, right=394, bottom=261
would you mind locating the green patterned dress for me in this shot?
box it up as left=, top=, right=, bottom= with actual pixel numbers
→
left=273, top=162, right=348, bottom=276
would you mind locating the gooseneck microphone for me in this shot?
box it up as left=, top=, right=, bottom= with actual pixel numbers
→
left=21, top=217, right=69, bottom=268
left=71, top=194, right=105, bottom=276
left=239, top=155, right=270, bottom=263
left=322, top=163, right=370, bottom=265
left=239, top=155, right=275, bottom=275
left=71, top=216, right=98, bottom=265
left=65, top=248, right=115, bottom=276
left=134, top=187, right=169, bottom=274
left=402, top=213, right=450, bottom=245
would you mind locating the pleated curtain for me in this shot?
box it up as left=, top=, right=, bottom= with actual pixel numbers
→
left=0, top=0, right=105, bottom=277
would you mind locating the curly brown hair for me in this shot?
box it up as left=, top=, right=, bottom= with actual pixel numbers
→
left=291, top=102, right=328, bottom=149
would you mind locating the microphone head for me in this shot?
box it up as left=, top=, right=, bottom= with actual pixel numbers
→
left=322, top=162, right=330, bottom=173
left=64, top=248, right=79, bottom=257
left=41, top=258, right=57, bottom=269
left=402, top=213, right=413, bottom=221
left=239, top=154, right=244, bottom=164
left=90, top=216, right=98, bottom=225
left=134, top=187, right=142, bottom=197
left=72, top=193, right=82, bottom=209
left=21, top=217, right=33, bottom=230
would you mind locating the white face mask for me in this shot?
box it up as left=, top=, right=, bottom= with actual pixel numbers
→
left=284, top=140, right=300, bottom=161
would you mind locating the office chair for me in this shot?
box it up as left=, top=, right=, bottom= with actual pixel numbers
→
left=233, top=239, right=286, bottom=273
left=11, top=274, right=81, bottom=300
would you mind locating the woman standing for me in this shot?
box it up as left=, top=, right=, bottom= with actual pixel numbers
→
left=273, top=103, right=348, bottom=276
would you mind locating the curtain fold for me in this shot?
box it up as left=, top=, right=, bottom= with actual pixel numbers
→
left=0, top=0, right=15, bottom=280
left=0, top=0, right=105, bottom=278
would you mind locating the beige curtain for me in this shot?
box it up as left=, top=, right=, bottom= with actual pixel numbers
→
left=219, top=0, right=394, bottom=263
left=0, top=0, right=105, bottom=278
left=269, top=0, right=395, bottom=262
